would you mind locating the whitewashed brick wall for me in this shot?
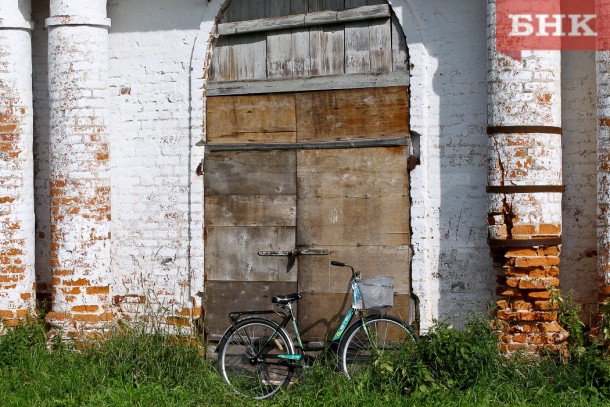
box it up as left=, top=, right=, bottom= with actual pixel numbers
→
left=23, top=0, right=599, bottom=334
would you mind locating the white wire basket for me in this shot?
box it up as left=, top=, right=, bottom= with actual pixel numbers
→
left=354, top=276, right=394, bottom=310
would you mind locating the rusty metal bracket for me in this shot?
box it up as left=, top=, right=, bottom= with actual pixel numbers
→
left=486, top=185, right=564, bottom=194
left=486, top=126, right=562, bottom=136
left=487, top=237, right=562, bottom=247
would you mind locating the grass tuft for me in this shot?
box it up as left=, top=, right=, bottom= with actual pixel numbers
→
left=1, top=309, right=610, bottom=406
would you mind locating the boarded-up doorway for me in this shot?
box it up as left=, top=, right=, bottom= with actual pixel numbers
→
left=204, top=0, right=411, bottom=342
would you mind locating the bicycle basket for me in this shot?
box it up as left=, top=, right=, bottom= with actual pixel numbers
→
left=355, top=276, right=394, bottom=310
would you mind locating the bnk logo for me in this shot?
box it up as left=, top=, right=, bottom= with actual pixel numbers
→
left=496, top=0, right=610, bottom=58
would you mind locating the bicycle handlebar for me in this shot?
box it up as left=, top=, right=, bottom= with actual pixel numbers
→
left=330, top=260, right=358, bottom=279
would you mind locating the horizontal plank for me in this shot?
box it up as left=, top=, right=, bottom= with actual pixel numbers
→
left=218, top=4, right=390, bottom=36
left=207, top=94, right=296, bottom=143
left=204, top=226, right=297, bottom=281
left=204, top=137, right=410, bottom=152
left=204, top=150, right=296, bottom=195
left=296, top=292, right=410, bottom=342
left=207, top=71, right=409, bottom=95
left=205, top=280, right=298, bottom=338
left=297, top=147, right=409, bottom=198
left=297, top=195, right=410, bottom=247
left=297, top=245, right=411, bottom=294
left=296, top=86, right=409, bottom=142
left=205, top=195, right=296, bottom=227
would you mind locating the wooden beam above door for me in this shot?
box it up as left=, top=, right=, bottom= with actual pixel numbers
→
left=217, top=4, right=390, bottom=36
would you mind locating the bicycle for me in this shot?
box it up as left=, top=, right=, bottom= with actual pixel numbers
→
left=215, top=260, right=418, bottom=399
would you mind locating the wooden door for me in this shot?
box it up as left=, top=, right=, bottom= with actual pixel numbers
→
left=204, top=0, right=411, bottom=341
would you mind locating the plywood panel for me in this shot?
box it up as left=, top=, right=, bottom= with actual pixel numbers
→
left=207, top=94, right=296, bottom=144
left=297, top=147, right=409, bottom=198
left=296, top=87, right=409, bottom=142
left=205, top=281, right=298, bottom=338
left=205, top=226, right=297, bottom=281
left=204, top=151, right=296, bottom=196
left=297, top=292, right=410, bottom=341
left=297, top=245, right=410, bottom=294
left=297, top=195, right=409, bottom=246
left=205, top=195, right=296, bottom=227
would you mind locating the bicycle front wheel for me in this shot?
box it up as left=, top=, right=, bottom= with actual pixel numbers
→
left=339, top=315, right=417, bottom=379
left=217, top=317, right=295, bottom=399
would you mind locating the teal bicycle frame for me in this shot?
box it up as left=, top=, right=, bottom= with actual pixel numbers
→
left=277, top=275, right=369, bottom=362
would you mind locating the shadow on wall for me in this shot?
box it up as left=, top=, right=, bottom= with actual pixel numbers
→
left=398, top=0, right=495, bottom=328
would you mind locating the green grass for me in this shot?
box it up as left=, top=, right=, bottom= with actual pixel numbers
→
left=1, top=314, right=610, bottom=406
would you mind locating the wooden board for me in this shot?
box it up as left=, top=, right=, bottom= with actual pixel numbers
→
left=295, top=87, right=409, bottom=142
left=297, top=245, right=411, bottom=294
left=205, top=226, right=297, bottom=281
left=203, top=151, right=296, bottom=196
left=309, top=25, right=345, bottom=76
left=297, top=147, right=409, bottom=198
left=297, top=292, right=410, bottom=341
left=207, top=94, right=296, bottom=144
left=205, top=280, right=298, bottom=339
left=205, top=195, right=296, bottom=227
left=297, top=196, right=409, bottom=247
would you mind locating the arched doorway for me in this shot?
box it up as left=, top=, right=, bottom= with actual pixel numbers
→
left=204, top=0, right=411, bottom=343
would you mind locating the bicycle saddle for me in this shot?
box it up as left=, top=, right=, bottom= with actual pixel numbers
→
left=271, top=292, right=302, bottom=304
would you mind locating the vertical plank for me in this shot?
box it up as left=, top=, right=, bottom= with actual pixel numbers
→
left=267, top=30, right=294, bottom=78
left=229, top=34, right=267, bottom=80
left=391, top=14, right=409, bottom=72
left=292, top=29, right=311, bottom=77
left=291, top=0, right=308, bottom=14
left=370, top=18, right=392, bottom=73
left=266, top=0, right=290, bottom=17
left=309, top=26, right=345, bottom=76
left=345, top=21, right=370, bottom=74
left=210, top=36, right=232, bottom=81
left=308, top=0, right=345, bottom=12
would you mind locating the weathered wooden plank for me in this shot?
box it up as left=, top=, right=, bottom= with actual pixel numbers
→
left=204, top=151, right=296, bottom=195
left=266, top=0, right=291, bottom=17
left=296, top=147, right=409, bottom=199
left=207, top=71, right=410, bottom=95
left=205, top=226, right=297, bottom=281
left=297, top=245, right=410, bottom=294
left=229, top=34, right=267, bottom=80
left=267, top=29, right=295, bottom=78
left=296, top=292, right=411, bottom=341
left=391, top=14, right=409, bottom=72
left=291, top=0, right=308, bottom=14
left=205, top=280, right=298, bottom=338
left=225, top=0, right=266, bottom=22
left=218, top=5, right=390, bottom=36
left=210, top=36, right=231, bottom=81
left=309, top=0, right=345, bottom=12
left=345, top=20, right=370, bottom=74
left=292, top=28, right=311, bottom=76
left=309, top=25, right=345, bottom=76
left=205, top=195, right=296, bottom=227
left=297, top=292, right=352, bottom=341
left=297, top=195, right=410, bottom=247
left=296, top=87, right=409, bottom=142
left=207, top=94, right=296, bottom=143
left=370, top=18, right=391, bottom=73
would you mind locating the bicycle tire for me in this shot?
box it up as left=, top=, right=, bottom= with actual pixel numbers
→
left=338, top=314, right=417, bottom=379
left=217, top=317, right=295, bottom=399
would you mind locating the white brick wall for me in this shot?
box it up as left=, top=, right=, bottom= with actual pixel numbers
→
left=22, top=0, right=599, bottom=333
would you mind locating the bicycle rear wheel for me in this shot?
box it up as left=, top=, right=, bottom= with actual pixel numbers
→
left=339, top=315, right=417, bottom=378
left=217, top=317, right=295, bottom=399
